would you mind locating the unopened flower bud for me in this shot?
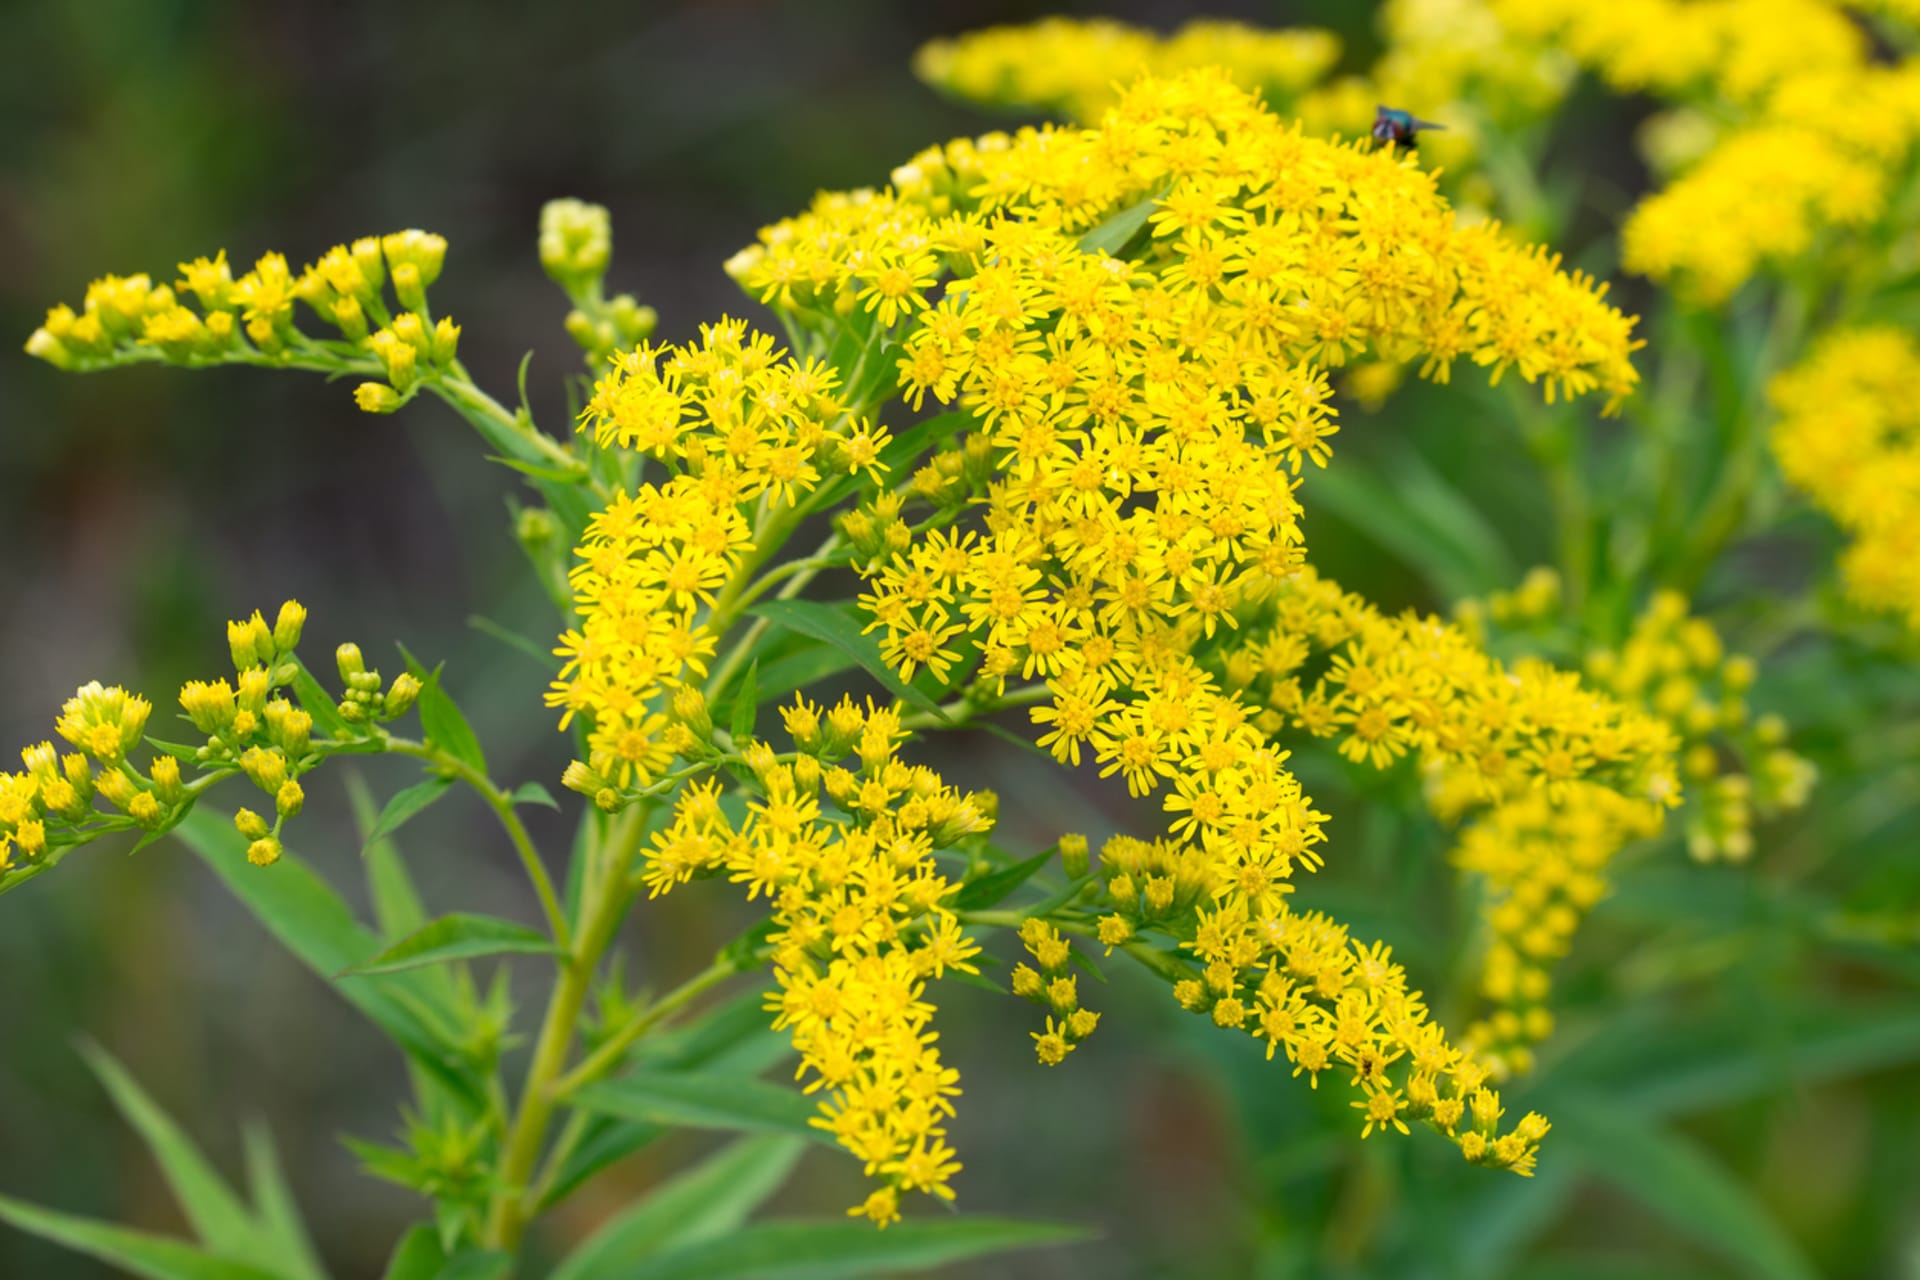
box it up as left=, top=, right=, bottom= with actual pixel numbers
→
left=539, top=199, right=612, bottom=291
left=149, top=755, right=184, bottom=804
left=1059, top=832, right=1089, bottom=878
left=354, top=382, right=403, bottom=414
left=275, top=779, right=304, bottom=818
left=273, top=600, right=306, bottom=653
left=336, top=643, right=365, bottom=681
left=384, top=672, right=422, bottom=719
left=247, top=836, right=282, bottom=867
left=235, top=808, right=270, bottom=840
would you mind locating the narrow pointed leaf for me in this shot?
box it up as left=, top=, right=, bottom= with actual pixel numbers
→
left=380, top=1223, right=446, bottom=1279
left=551, top=1135, right=805, bottom=1280
left=1552, top=1098, right=1818, bottom=1280
left=173, top=808, right=486, bottom=1116
left=952, top=851, right=1053, bottom=911
left=346, top=912, right=557, bottom=976
left=349, top=771, right=433, bottom=942
left=746, top=600, right=945, bottom=719
left=241, top=1124, right=326, bottom=1280
left=418, top=672, right=487, bottom=774
left=612, top=1216, right=1089, bottom=1279
left=0, top=1194, right=284, bottom=1280
left=510, top=781, right=560, bottom=810
left=77, top=1042, right=263, bottom=1266
left=1077, top=193, right=1158, bottom=257
left=570, top=1072, right=828, bottom=1145
left=467, top=614, right=561, bottom=673
left=362, top=777, right=455, bottom=853
left=287, top=658, right=349, bottom=739
left=434, top=1249, right=512, bottom=1280
left=730, top=659, right=759, bottom=743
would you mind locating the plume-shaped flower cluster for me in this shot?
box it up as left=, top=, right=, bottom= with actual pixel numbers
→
left=639, top=698, right=992, bottom=1226
left=1771, top=327, right=1920, bottom=628
left=914, top=17, right=1340, bottom=124
left=1492, top=0, right=1920, bottom=299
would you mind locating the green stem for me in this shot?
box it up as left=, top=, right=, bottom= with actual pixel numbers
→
left=483, top=804, right=649, bottom=1251
left=1668, top=277, right=1814, bottom=593
left=385, top=737, right=571, bottom=951
left=899, top=682, right=1051, bottom=732
left=550, top=955, right=746, bottom=1100
left=702, top=531, right=842, bottom=703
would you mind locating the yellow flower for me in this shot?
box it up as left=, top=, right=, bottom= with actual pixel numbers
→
left=1771, top=327, right=1920, bottom=630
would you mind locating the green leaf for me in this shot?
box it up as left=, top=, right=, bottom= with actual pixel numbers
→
left=349, top=771, right=433, bottom=942
left=570, top=1072, right=829, bottom=1145
left=363, top=777, right=456, bottom=853
left=241, top=1124, right=326, bottom=1280
left=1552, top=1098, right=1818, bottom=1280
left=0, top=1194, right=285, bottom=1280
left=76, top=1043, right=266, bottom=1266
left=487, top=454, right=590, bottom=484
left=146, top=738, right=206, bottom=761
left=510, top=781, right=560, bottom=810
left=418, top=671, right=487, bottom=774
left=1582, top=1002, right=1920, bottom=1118
left=1301, top=459, right=1510, bottom=602
left=1077, top=193, right=1158, bottom=258
left=288, top=658, right=349, bottom=739
left=550, top=1136, right=805, bottom=1280
left=752, top=645, right=861, bottom=703
left=434, top=1250, right=513, bottom=1280
left=952, top=851, right=1054, bottom=911
left=730, top=659, right=759, bottom=743
left=746, top=600, right=945, bottom=719
left=467, top=614, right=561, bottom=673
left=346, top=912, right=558, bottom=976
left=611, top=1216, right=1089, bottom=1279
left=542, top=986, right=792, bottom=1211
left=380, top=1224, right=446, bottom=1280
left=173, top=808, right=486, bottom=1115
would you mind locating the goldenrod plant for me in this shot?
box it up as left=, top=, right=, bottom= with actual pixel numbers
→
left=7, top=6, right=1919, bottom=1277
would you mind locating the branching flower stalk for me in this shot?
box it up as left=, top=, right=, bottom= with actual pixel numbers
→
left=8, top=10, right=1905, bottom=1276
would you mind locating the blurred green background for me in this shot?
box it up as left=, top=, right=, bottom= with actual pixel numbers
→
left=3, top=1, right=1918, bottom=1277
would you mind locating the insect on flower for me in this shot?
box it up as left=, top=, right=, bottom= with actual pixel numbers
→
left=1372, top=104, right=1445, bottom=149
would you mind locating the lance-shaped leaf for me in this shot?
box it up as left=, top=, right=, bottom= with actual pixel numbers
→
left=0, top=1194, right=285, bottom=1280
left=173, top=808, right=486, bottom=1116
left=746, top=600, right=945, bottom=719
left=346, top=913, right=558, bottom=976
left=76, top=1043, right=294, bottom=1274
left=608, top=1216, right=1089, bottom=1279
left=569, top=1071, right=829, bottom=1145
left=362, top=777, right=455, bottom=853
left=550, top=1135, right=805, bottom=1280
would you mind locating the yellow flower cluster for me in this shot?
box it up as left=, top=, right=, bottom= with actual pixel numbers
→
left=1297, top=0, right=1574, bottom=174
left=1094, top=830, right=1551, bottom=1171
left=1238, top=569, right=1681, bottom=806
left=24, top=231, right=461, bottom=414
left=709, top=72, right=1656, bottom=1176
left=639, top=696, right=991, bottom=1227
left=1771, top=327, right=1920, bottom=628
left=0, top=602, right=330, bottom=881
left=1218, top=567, right=1685, bottom=1082
left=551, top=319, right=893, bottom=800
left=1441, top=582, right=1812, bottom=1074
left=1491, top=0, right=1920, bottom=300
left=1488, top=0, right=1866, bottom=104
left=913, top=17, right=1339, bottom=124
left=733, top=71, right=1640, bottom=412
left=1010, top=918, right=1101, bottom=1065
